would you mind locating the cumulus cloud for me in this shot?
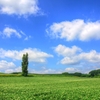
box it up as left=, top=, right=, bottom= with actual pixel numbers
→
left=55, top=44, right=82, bottom=57
left=0, top=0, right=40, bottom=16
left=0, top=27, right=22, bottom=38
left=30, top=69, right=54, bottom=74
left=0, top=60, right=16, bottom=70
left=54, top=44, right=100, bottom=65
left=0, top=47, right=53, bottom=73
left=29, top=68, right=60, bottom=74
left=47, top=19, right=100, bottom=41
left=5, top=67, right=21, bottom=73
left=5, top=67, right=59, bottom=74
left=0, top=27, right=31, bottom=39
left=5, top=69, right=14, bottom=73
left=79, top=50, right=100, bottom=63
left=65, top=67, right=79, bottom=73
left=0, top=48, right=53, bottom=63
left=60, top=56, right=80, bottom=65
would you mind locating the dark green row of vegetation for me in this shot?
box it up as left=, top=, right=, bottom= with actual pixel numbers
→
left=0, top=69, right=100, bottom=77
left=62, top=69, right=100, bottom=77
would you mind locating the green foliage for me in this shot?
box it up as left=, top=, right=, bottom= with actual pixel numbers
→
left=1, top=77, right=100, bottom=100
left=62, top=69, right=100, bottom=77
left=22, top=53, right=28, bottom=76
left=62, top=72, right=89, bottom=77
left=73, top=72, right=82, bottom=76
left=81, top=74, right=90, bottom=77
left=89, top=69, right=100, bottom=77
left=62, top=72, right=69, bottom=75
left=11, top=72, right=22, bottom=74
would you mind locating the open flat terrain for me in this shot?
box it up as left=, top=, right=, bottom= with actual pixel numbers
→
left=0, top=76, right=100, bottom=100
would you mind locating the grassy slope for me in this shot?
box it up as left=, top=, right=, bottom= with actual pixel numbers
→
left=0, top=76, right=100, bottom=100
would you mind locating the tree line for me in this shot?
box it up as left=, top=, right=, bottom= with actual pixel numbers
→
left=62, top=69, right=100, bottom=77
left=21, top=53, right=100, bottom=77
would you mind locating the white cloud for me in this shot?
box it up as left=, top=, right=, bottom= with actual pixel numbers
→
left=60, top=56, right=80, bottom=65
left=0, top=47, right=53, bottom=73
left=5, top=67, right=60, bottom=74
left=1, top=27, right=22, bottom=38
left=20, top=30, right=32, bottom=40
left=24, top=35, right=32, bottom=41
left=5, top=69, right=14, bottom=73
left=0, top=27, right=32, bottom=39
left=0, top=48, right=53, bottom=63
left=79, top=50, right=100, bottom=63
left=47, top=19, right=100, bottom=41
left=0, top=60, right=16, bottom=70
left=30, top=68, right=59, bottom=74
left=55, top=44, right=100, bottom=65
left=20, top=31, right=32, bottom=40
left=55, top=44, right=82, bottom=57
left=5, top=67, right=21, bottom=73
left=14, top=67, right=21, bottom=72
left=0, top=0, right=40, bottom=16
left=65, top=68, right=79, bottom=73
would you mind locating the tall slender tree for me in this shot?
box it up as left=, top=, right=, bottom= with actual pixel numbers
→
left=22, top=53, right=28, bottom=76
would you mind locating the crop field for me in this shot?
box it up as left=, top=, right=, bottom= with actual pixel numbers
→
left=0, top=76, right=100, bottom=100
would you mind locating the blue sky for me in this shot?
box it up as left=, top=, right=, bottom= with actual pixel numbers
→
left=0, top=0, right=100, bottom=73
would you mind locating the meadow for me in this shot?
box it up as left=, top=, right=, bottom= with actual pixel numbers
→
left=0, top=76, right=100, bottom=100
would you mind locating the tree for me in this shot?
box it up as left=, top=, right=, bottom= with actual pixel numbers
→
left=22, top=53, right=28, bottom=76
left=89, top=69, right=100, bottom=77
left=73, top=72, right=82, bottom=77
left=62, top=72, right=69, bottom=76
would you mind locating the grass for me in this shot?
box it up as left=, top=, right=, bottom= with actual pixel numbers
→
left=0, top=76, right=100, bottom=100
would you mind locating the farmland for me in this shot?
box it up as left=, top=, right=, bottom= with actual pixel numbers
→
left=0, top=76, right=100, bottom=100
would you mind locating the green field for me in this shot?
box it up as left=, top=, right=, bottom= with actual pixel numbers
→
left=0, top=76, right=100, bottom=100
